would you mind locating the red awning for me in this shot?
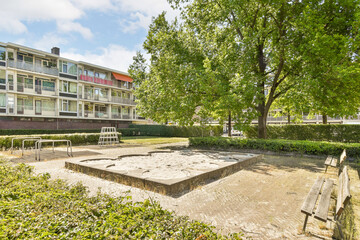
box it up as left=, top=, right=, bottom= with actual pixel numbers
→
left=112, top=72, right=133, bottom=82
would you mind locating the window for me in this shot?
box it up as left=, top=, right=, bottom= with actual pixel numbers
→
left=100, top=88, right=108, bottom=98
left=62, top=81, right=68, bottom=92
left=0, top=93, right=5, bottom=107
left=25, top=98, right=33, bottom=110
left=59, top=60, right=77, bottom=75
left=42, top=79, right=55, bottom=91
left=69, top=82, right=77, bottom=93
left=8, top=74, right=13, bottom=89
left=0, top=47, right=5, bottom=61
left=0, top=70, right=5, bottom=84
left=43, top=99, right=55, bottom=111
left=24, top=56, right=33, bottom=64
left=61, top=80, right=77, bottom=94
left=25, top=78, right=33, bottom=89
left=85, top=86, right=93, bottom=98
left=62, top=100, right=77, bottom=112
left=99, top=73, right=106, bottom=79
left=7, top=52, right=13, bottom=60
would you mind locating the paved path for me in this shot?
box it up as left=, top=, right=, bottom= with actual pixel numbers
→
left=22, top=143, right=341, bottom=239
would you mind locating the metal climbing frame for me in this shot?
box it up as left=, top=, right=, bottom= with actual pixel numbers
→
left=98, top=127, right=119, bottom=146
left=35, top=139, right=73, bottom=161
left=10, top=137, right=42, bottom=155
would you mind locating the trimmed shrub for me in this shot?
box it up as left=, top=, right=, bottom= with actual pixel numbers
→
left=0, top=129, right=100, bottom=135
left=189, top=137, right=360, bottom=158
left=1, top=133, right=122, bottom=150
left=243, top=124, right=360, bottom=143
left=129, top=124, right=223, bottom=137
left=0, top=160, right=243, bottom=239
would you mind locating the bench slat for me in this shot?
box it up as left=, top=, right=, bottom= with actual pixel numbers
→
left=330, top=158, right=338, bottom=167
left=324, top=156, right=332, bottom=165
left=301, top=177, right=324, bottom=215
left=337, top=166, right=351, bottom=216
left=314, top=178, right=334, bottom=222
left=336, top=171, right=344, bottom=216
left=339, top=149, right=347, bottom=165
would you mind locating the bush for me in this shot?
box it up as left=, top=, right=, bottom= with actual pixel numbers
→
left=189, top=137, right=360, bottom=158
left=129, top=124, right=223, bottom=137
left=243, top=124, right=360, bottom=143
left=0, top=160, right=243, bottom=239
left=0, top=129, right=100, bottom=135
left=0, top=133, right=122, bottom=150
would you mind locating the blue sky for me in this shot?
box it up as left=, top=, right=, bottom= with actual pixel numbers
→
left=0, top=0, right=178, bottom=72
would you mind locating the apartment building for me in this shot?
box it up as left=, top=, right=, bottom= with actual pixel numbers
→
left=0, top=42, right=145, bottom=129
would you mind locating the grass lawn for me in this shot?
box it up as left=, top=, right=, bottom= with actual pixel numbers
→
left=121, top=136, right=188, bottom=145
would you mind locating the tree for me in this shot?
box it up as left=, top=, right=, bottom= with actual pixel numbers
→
left=130, top=0, right=360, bottom=138
left=274, top=1, right=360, bottom=124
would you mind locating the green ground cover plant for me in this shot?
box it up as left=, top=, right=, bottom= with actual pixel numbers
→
left=244, top=125, right=360, bottom=143
left=189, top=137, right=360, bottom=158
left=0, top=160, right=243, bottom=239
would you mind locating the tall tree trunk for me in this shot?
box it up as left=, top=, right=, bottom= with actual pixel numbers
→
left=287, top=113, right=291, bottom=124
left=258, top=102, right=267, bottom=139
left=322, top=114, right=327, bottom=124
left=228, top=111, right=232, bottom=137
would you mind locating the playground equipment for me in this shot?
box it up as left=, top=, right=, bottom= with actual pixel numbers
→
left=98, top=127, right=119, bottom=146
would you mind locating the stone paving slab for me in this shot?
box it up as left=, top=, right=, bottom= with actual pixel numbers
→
left=23, top=143, right=340, bottom=239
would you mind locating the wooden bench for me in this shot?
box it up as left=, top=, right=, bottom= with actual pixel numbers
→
left=301, top=166, right=351, bottom=237
left=325, top=149, right=346, bottom=174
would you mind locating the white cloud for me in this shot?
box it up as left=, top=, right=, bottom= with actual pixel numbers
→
left=33, top=33, right=68, bottom=51
left=120, top=12, right=151, bottom=33
left=57, top=21, right=93, bottom=40
left=62, top=44, right=136, bottom=72
left=70, top=0, right=114, bottom=10
left=115, top=0, right=180, bottom=33
left=0, top=0, right=85, bottom=36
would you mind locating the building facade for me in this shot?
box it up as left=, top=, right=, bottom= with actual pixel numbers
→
left=0, top=42, right=146, bottom=129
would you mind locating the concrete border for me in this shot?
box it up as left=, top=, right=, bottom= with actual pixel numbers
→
left=65, top=151, right=262, bottom=197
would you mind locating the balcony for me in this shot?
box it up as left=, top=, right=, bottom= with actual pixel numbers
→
left=111, top=96, right=136, bottom=105
left=8, top=60, right=58, bottom=76
left=95, top=111, right=109, bottom=119
left=79, top=75, right=113, bottom=86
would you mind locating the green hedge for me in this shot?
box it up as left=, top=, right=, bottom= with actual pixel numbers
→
left=0, top=125, right=222, bottom=138
left=0, top=161, right=242, bottom=239
left=189, top=137, right=360, bottom=158
left=1, top=133, right=122, bottom=150
left=0, top=129, right=100, bottom=135
left=244, top=124, right=360, bottom=143
left=129, top=124, right=223, bottom=137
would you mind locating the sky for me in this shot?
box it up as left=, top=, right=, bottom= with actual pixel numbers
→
left=0, top=0, right=179, bottom=72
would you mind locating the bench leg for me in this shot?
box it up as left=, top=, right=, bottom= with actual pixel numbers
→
left=325, top=165, right=328, bottom=173
left=336, top=221, right=344, bottom=239
left=302, top=214, right=309, bottom=232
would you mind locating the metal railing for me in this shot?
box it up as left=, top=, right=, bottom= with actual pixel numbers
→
left=8, top=60, right=58, bottom=76
left=95, top=111, right=109, bottom=118
left=111, top=96, right=136, bottom=105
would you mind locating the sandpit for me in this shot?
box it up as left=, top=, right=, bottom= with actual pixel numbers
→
left=66, top=150, right=262, bottom=196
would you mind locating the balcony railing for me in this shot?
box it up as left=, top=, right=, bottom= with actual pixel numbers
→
left=79, top=75, right=113, bottom=86
left=8, top=60, right=58, bottom=76
left=111, top=96, right=136, bottom=105
left=122, top=115, right=131, bottom=119
left=95, top=111, right=109, bottom=118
